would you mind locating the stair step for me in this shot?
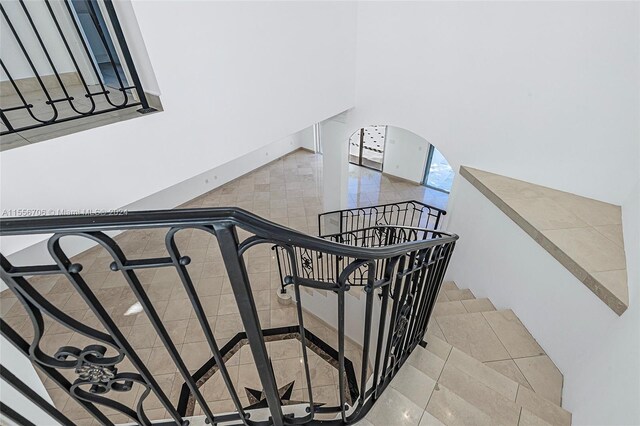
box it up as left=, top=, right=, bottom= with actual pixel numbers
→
left=517, top=386, right=572, bottom=425
left=443, top=288, right=475, bottom=301
left=414, top=333, right=572, bottom=425
left=435, top=311, right=512, bottom=362
left=513, top=355, right=563, bottom=406
left=482, top=310, right=545, bottom=359
left=485, top=359, right=533, bottom=391
left=461, top=298, right=496, bottom=313
left=433, top=301, right=468, bottom=317
left=441, top=280, right=459, bottom=291
left=427, top=306, right=565, bottom=413
left=432, top=297, right=496, bottom=318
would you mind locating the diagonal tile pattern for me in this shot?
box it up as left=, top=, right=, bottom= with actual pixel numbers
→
left=0, top=150, right=447, bottom=424
left=363, top=317, right=571, bottom=426
left=2, top=151, right=570, bottom=425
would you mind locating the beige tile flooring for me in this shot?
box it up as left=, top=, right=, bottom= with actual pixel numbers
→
left=431, top=282, right=564, bottom=407
left=360, top=321, right=570, bottom=426
left=0, top=81, right=160, bottom=150
left=0, top=150, right=448, bottom=424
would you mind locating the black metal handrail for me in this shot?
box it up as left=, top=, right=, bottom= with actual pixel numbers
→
left=0, top=0, right=154, bottom=136
left=0, top=207, right=457, bottom=425
left=318, top=200, right=446, bottom=238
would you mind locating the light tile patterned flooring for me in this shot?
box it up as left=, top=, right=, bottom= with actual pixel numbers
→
left=360, top=330, right=570, bottom=426
left=0, top=149, right=448, bottom=424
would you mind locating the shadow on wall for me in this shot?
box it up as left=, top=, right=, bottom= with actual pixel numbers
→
left=347, top=124, right=454, bottom=193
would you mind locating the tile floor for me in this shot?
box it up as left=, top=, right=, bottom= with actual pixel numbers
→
left=0, top=150, right=448, bottom=424
left=431, top=283, right=564, bottom=407
left=361, top=330, right=570, bottom=426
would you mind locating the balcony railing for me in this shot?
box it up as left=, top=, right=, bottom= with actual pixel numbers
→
left=0, top=206, right=457, bottom=425
left=318, top=200, right=446, bottom=238
left=0, top=0, right=154, bottom=136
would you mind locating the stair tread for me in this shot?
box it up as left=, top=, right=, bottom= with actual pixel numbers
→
left=438, top=362, right=522, bottom=425
left=461, top=297, right=496, bottom=313
left=444, top=288, right=475, bottom=301
left=447, top=347, right=519, bottom=401
left=415, top=334, right=571, bottom=425
left=433, top=301, right=467, bottom=317
left=426, top=306, right=565, bottom=413
left=433, top=297, right=496, bottom=318
left=517, top=386, right=572, bottom=425
left=482, top=310, right=546, bottom=359
left=514, top=355, right=563, bottom=406
left=485, top=359, right=534, bottom=391
left=435, top=311, right=511, bottom=362
left=441, top=281, right=460, bottom=291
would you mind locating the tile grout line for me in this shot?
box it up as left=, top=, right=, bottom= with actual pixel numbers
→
left=480, top=310, right=540, bottom=361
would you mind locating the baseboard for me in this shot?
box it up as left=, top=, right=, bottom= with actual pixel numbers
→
left=1, top=137, right=305, bottom=279
left=381, top=171, right=421, bottom=185
left=123, top=137, right=302, bottom=212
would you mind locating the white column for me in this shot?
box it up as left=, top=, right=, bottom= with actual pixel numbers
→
left=320, top=110, right=352, bottom=214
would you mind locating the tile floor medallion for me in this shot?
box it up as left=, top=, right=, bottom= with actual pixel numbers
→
left=182, top=328, right=360, bottom=417
left=0, top=150, right=448, bottom=424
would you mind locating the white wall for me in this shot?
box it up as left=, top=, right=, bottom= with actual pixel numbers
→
left=0, top=1, right=357, bottom=256
left=445, top=177, right=640, bottom=425
left=354, top=2, right=639, bottom=423
left=354, top=1, right=639, bottom=206
left=382, top=126, right=429, bottom=183
left=1, top=130, right=310, bottom=270
left=293, top=125, right=315, bottom=152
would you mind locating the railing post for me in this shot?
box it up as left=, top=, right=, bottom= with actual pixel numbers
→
left=214, top=224, right=285, bottom=426
left=102, top=0, right=156, bottom=113
left=0, top=364, right=73, bottom=426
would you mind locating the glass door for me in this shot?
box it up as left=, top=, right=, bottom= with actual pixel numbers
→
left=348, top=125, right=386, bottom=171
left=423, top=145, right=454, bottom=193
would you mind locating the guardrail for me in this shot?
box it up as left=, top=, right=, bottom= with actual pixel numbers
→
left=0, top=207, right=457, bottom=425
left=0, top=0, right=154, bottom=136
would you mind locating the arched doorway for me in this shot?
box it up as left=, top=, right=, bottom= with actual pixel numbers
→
left=346, top=125, right=453, bottom=208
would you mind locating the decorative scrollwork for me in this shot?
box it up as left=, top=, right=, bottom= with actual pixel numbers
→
left=55, top=344, right=131, bottom=394
left=76, top=364, right=117, bottom=385
left=300, top=249, right=314, bottom=274
left=57, top=343, right=151, bottom=424
left=390, top=297, right=413, bottom=350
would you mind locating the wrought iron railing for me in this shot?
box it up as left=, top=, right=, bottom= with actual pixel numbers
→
left=318, top=200, right=446, bottom=238
left=276, top=201, right=446, bottom=319
left=0, top=0, right=154, bottom=136
left=0, top=207, right=457, bottom=425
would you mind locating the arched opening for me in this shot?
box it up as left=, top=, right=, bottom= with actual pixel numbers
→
left=347, top=125, right=453, bottom=208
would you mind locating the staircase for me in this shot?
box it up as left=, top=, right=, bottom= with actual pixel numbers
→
left=0, top=197, right=572, bottom=425
left=0, top=202, right=457, bottom=425
left=361, top=280, right=572, bottom=426
left=274, top=201, right=572, bottom=425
